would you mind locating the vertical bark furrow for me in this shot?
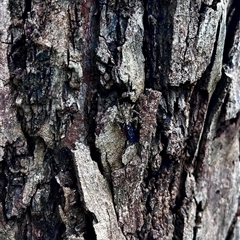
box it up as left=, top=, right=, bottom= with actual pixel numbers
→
left=143, top=0, right=176, bottom=90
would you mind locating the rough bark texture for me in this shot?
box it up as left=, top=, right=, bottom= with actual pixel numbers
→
left=0, top=0, right=240, bottom=239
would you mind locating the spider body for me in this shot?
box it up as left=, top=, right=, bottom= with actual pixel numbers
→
left=125, top=124, right=137, bottom=143
left=116, top=102, right=138, bottom=143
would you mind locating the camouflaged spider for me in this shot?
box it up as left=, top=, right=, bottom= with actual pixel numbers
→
left=116, top=102, right=138, bottom=143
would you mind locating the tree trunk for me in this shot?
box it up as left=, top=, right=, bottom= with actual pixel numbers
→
left=0, top=0, right=240, bottom=239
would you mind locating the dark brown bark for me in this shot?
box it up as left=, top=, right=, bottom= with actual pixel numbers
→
left=0, top=0, right=240, bottom=239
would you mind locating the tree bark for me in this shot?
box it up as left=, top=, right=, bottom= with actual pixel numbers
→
left=0, top=0, right=240, bottom=239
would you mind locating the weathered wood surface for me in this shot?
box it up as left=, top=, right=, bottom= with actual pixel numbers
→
left=0, top=0, right=240, bottom=239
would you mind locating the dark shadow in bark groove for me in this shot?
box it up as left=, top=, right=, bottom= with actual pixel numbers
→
left=86, top=92, right=105, bottom=176
left=56, top=147, right=97, bottom=239
left=223, top=0, right=240, bottom=63
left=22, top=0, right=32, bottom=20
left=142, top=0, right=177, bottom=90
left=173, top=211, right=184, bottom=240
left=0, top=162, right=8, bottom=222
left=168, top=151, right=188, bottom=239
left=44, top=179, right=66, bottom=240
left=171, top=169, right=187, bottom=240
left=83, top=212, right=97, bottom=240
left=193, top=199, right=205, bottom=240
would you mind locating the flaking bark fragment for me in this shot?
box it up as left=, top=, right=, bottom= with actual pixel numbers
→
left=72, top=142, right=126, bottom=240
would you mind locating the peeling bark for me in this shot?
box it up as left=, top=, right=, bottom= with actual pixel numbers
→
left=0, top=0, right=240, bottom=239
